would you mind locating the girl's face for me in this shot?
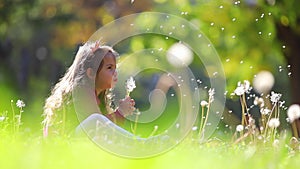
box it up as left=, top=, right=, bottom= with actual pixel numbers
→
left=95, top=53, right=117, bottom=94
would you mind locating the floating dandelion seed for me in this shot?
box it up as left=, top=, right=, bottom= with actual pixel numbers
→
left=287, top=104, right=300, bottom=123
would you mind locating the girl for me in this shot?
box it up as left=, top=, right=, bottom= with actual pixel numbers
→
left=43, top=41, right=135, bottom=137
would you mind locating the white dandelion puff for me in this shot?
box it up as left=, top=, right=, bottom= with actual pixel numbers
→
left=253, top=71, right=274, bottom=94
left=125, top=76, right=136, bottom=96
left=16, top=99, right=25, bottom=108
left=234, top=86, right=245, bottom=96
left=234, top=80, right=251, bottom=96
left=236, top=124, right=244, bottom=132
left=270, top=91, right=281, bottom=104
left=268, top=118, right=280, bottom=128
left=287, top=104, right=300, bottom=123
left=260, top=108, right=271, bottom=115
left=200, top=100, right=208, bottom=107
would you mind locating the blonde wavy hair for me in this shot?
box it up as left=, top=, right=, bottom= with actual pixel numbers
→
left=42, top=41, right=118, bottom=136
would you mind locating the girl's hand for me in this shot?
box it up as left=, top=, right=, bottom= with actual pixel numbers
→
left=118, top=96, right=135, bottom=117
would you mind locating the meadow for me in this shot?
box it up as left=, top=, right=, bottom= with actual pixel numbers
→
left=1, top=80, right=300, bottom=169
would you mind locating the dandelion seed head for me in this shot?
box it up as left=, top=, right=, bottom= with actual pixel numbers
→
left=125, top=76, right=136, bottom=94
left=287, top=104, right=300, bottom=123
left=260, top=108, right=271, bottom=115
left=270, top=91, right=281, bottom=104
left=236, top=124, right=244, bottom=132
left=200, top=100, right=208, bottom=107
left=16, top=99, right=25, bottom=108
left=234, top=80, right=250, bottom=96
left=253, top=70, right=274, bottom=94
left=268, top=118, right=280, bottom=128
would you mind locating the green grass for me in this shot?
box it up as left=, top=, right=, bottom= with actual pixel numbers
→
left=0, top=133, right=300, bottom=169
left=1, top=83, right=299, bottom=169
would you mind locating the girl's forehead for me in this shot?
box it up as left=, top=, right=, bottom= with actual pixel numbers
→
left=103, top=53, right=116, bottom=64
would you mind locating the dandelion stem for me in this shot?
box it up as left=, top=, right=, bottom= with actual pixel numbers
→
left=16, top=108, right=23, bottom=134
left=292, top=122, right=299, bottom=138
left=199, top=106, right=205, bottom=136
left=264, top=103, right=277, bottom=138
left=240, top=95, right=246, bottom=126
left=131, top=112, right=139, bottom=135
left=148, top=126, right=158, bottom=138
left=10, top=100, right=15, bottom=135
left=201, top=100, right=211, bottom=137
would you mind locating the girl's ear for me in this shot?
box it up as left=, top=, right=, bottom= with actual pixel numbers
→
left=86, top=68, right=96, bottom=80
